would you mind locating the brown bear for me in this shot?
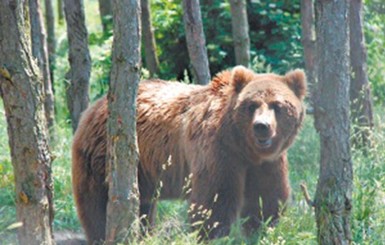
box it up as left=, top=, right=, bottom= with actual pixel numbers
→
left=72, top=66, right=306, bottom=243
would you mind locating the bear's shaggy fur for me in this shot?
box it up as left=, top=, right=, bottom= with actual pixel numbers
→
left=72, top=66, right=306, bottom=243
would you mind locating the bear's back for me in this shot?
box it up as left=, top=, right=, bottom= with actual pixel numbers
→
left=137, top=80, right=214, bottom=199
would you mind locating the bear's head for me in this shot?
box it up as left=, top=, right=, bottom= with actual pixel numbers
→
left=229, top=66, right=307, bottom=161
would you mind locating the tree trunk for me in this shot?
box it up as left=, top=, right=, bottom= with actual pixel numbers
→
left=98, top=0, right=112, bottom=35
left=44, top=0, right=56, bottom=93
left=58, top=0, right=64, bottom=24
left=313, top=0, right=353, bottom=244
left=300, top=0, right=316, bottom=99
left=0, top=1, right=54, bottom=244
left=182, top=0, right=211, bottom=85
left=64, top=0, right=91, bottom=133
left=229, top=0, right=250, bottom=67
left=349, top=0, right=374, bottom=148
left=29, top=0, right=55, bottom=129
left=141, top=0, right=159, bottom=77
left=105, top=0, right=141, bottom=243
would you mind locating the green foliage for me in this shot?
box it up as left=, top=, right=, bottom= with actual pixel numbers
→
left=0, top=105, right=16, bottom=242
left=201, top=1, right=233, bottom=73
left=89, top=34, right=113, bottom=100
left=150, top=0, right=303, bottom=80
left=247, top=0, right=303, bottom=74
left=151, top=0, right=188, bottom=80
left=364, top=1, right=385, bottom=104
left=50, top=120, right=80, bottom=231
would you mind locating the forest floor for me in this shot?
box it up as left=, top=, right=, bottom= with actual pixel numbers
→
left=0, top=230, right=85, bottom=245
left=54, top=231, right=85, bottom=245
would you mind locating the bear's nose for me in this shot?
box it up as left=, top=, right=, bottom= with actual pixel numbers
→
left=253, top=122, right=270, bottom=134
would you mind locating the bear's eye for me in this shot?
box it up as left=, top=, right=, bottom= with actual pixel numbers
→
left=248, top=103, right=258, bottom=114
left=272, top=103, right=282, bottom=114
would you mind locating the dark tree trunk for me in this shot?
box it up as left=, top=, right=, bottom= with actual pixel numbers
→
left=44, top=0, right=56, bottom=93
left=141, top=0, right=159, bottom=77
left=98, top=0, right=112, bottom=35
left=313, top=0, right=353, bottom=244
left=58, top=0, right=64, bottom=24
left=0, top=1, right=54, bottom=244
left=349, top=0, right=374, bottom=148
left=300, top=0, right=316, bottom=99
left=105, top=0, right=141, bottom=243
left=64, top=0, right=91, bottom=133
left=229, top=0, right=250, bottom=67
left=29, top=0, right=55, bottom=129
left=182, top=0, right=211, bottom=85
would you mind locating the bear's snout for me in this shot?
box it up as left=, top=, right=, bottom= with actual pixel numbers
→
left=253, top=122, right=270, bottom=135
left=253, top=120, right=276, bottom=148
left=252, top=108, right=276, bottom=139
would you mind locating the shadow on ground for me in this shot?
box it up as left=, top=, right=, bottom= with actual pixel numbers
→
left=0, top=230, right=86, bottom=245
left=55, top=231, right=86, bottom=245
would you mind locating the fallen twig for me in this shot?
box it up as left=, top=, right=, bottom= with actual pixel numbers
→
left=300, top=183, right=315, bottom=207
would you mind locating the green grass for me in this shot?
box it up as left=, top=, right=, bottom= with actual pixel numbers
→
left=0, top=106, right=16, bottom=241
left=350, top=111, right=385, bottom=244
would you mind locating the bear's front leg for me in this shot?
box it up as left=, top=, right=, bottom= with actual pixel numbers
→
left=189, top=166, right=246, bottom=240
left=241, top=156, right=290, bottom=236
left=138, top=163, right=159, bottom=234
left=139, top=201, right=157, bottom=232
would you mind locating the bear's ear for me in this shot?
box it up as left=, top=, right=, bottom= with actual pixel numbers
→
left=231, top=66, right=255, bottom=93
left=284, top=69, right=307, bottom=100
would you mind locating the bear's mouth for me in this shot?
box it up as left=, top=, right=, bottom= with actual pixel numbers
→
left=256, top=138, right=273, bottom=148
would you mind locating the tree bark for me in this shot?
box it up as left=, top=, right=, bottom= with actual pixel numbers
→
left=300, top=0, right=316, bottom=99
left=44, top=0, right=56, bottom=93
left=0, top=1, right=54, bottom=244
left=64, top=0, right=91, bottom=133
left=182, top=0, right=211, bottom=85
left=141, top=0, right=159, bottom=77
left=313, top=0, right=353, bottom=244
left=98, top=0, right=112, bottom=35
left=349, top=0, right=374, bottom=148
left=105, top=0, right=141, bottom=243
left=30, top=0, right=55, bottom=129
left=229, top=0, right=250, bottom=67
